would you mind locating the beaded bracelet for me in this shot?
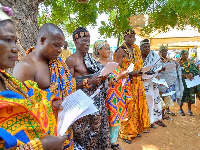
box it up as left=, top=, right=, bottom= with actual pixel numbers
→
left=27, top=138, right=44, bottom=150
left=83, top=78, right=91, bottom=88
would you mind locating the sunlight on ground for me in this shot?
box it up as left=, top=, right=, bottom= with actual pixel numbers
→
left=142, top=145, right=160, bottom=150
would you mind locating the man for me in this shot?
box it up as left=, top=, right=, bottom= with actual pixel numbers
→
left=65, top=27, right=111, bottom=150
left=60, top=41, right=72, bottom=61
left=13, top=23, right=75, bottom=149
left=114, top=29, right=150, bottom=143
left=140, top=39, right=166, bottom=127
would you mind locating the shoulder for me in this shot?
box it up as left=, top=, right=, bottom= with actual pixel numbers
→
left=65, top=54, right=76, bottom=67
left=16, top=54, right=36, bottom=69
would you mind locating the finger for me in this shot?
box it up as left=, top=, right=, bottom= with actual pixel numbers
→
left=61, top=135, right=69, bottom=142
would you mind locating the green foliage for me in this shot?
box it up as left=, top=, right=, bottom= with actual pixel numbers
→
left=38, top=0, right=200, bottom=41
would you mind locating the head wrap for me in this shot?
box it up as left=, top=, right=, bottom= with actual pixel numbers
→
left=0, top=6, right=13, bottom=22
left=159, top=45, right=168, bottom=52
left=123, top=29, right=135, bottom=37
left=180, top=50, right=189, bottom=56
left=93, top=40, right=108, bottom=57
left=140, top=39, right=149, bottom=47
left=72, top=27, right=90, bottom=41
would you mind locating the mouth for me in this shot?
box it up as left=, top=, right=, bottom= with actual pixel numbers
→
left=8, top=56, right=19, bottom=61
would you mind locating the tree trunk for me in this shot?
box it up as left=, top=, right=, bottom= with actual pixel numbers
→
left=0, top=0, right=44, bottom=56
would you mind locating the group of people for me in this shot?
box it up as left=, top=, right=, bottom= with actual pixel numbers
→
left=1, top=6, right=200, bottom=150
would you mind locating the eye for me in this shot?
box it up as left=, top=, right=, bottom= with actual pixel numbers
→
left=5, top=39, right=11, bottom=43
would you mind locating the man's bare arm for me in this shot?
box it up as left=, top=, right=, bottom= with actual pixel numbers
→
left=13, top=60, right=35, bottom=82
left=65, top=56, right=75, bottom=78
left=115, top=48, right=124, bottom=68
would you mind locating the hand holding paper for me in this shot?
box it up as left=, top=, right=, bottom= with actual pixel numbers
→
left=100, top=62, right=119, bottom=76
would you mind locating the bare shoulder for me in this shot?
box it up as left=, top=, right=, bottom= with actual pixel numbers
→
left=65, top=54, right=76, bottom=68
left=13, top=54, right=36, bottom=81
left=116, top=47, right=124, bottom=55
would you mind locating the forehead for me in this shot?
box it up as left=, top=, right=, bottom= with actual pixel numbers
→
left=49, top=33, right=64, bottom=41
left=77, top=36, right=90, bottom=42
left=182, top=52, right=188, bottom=55
left=161, top=49, right=167, bottom=52
left=0, top=22, right=16, bottom=36
left=101, top=43, right=110, bottom=48
left=125, top=34, right=135, bottom=38
left=143, top=43, right=150, bottom=47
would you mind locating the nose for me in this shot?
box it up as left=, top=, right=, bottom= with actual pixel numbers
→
left=58, top=48, right=62, bottom=53
left=11, top=45, right=20, bottom=53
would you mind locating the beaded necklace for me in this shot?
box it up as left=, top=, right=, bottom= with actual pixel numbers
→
left=181, top=59, right=190, bottom=73
left=0, top=72, right=29, bottom=100
left=123, top=43, right=133, bottom=59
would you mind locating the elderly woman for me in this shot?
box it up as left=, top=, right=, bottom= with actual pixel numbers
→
left=0, top=6, right=69, bottom=150
left=179, top=50, right=200, bottom=116
left=93, top=40, right=128, bottom=150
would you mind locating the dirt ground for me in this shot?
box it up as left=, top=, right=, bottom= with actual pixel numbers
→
left=117, top=101, right=200, bottom=150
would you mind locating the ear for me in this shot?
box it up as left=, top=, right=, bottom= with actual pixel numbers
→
left=40, top=36, right=47, bottom=45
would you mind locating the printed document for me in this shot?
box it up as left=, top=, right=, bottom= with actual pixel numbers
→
left=152, top=78, right=169, bottom=88
left=100, top=62, right=119, bottom=76
left=162, top=91, right=176, bottom=97
left=185, top=75, right=200, bottom=88
left=57, top=89, right=98, bottom=136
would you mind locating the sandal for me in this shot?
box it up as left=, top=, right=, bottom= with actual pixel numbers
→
left=188, top=110, right=194, bottom=116
left=165, top=110, right=176, bottom=116
left=123, top=139, right=132, bottom=144
left=163, top=115, right=173, bottom=121
left=111, top=144, right=123, bottom=150
left=137, top=134, right=142, bottom=137
left=143, top=130, right=150, bottom=133
left=150, top=124, right=157, bottom=129
left=155, top=120, right=167, bottom=127
left=179, top=110, right=185, bottom=116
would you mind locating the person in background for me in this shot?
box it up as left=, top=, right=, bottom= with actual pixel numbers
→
left=60, top=41, right=72, bottom=61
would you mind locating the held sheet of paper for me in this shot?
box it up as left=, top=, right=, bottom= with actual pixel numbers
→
left=100, top=62, right=119, bottom=76
left=185, top=75, right=200, bottom=88
left=57, top=89, right=98, bottom=136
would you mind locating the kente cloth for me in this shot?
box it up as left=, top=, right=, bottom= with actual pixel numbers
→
left=114, top=43, right=150, bottom=140
left=0, top=70, right=57, bottom=150
left=142, top=50, right=162, bottom=124
left=105, top=66, right=126, bottom=127
left=26, top=47, right=76, bottom=150
left=175, top=64, right=184, bottom=105
left=110, top=125, right=120, bottom=143
left=60, top=48, right=72, bottom=62
left=180, top=60, right=200, bottom=104
left=46, top=57, right=76, bottom=150
left=73, top=53, right=111, bottom=150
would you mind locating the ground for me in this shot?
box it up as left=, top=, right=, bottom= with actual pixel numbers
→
left=117, top=101, right=200, bottom=150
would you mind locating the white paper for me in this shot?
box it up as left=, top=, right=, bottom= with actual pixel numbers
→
left=164, top=63, right=176, bottom=71
left=127, top=63, right=134, bottom=73
left=185, top=75, right=200, bottom=88
left=162, top=91, right=176, bottom=97
left=152, top=78, right=169, bottom=88
left=122, top=79, right=126, bottom=87
left=141, top=64, right=154, bottom=72
left=100, top=62, right=119, bottom=76
left=57, top=89, right=97, bottom=136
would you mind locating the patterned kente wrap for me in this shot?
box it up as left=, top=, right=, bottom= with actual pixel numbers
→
left=114, top=43, right=150, bottom=140
left=105, top=66, right=127, bottom=127
left=0, top=70, right=57, bottom=150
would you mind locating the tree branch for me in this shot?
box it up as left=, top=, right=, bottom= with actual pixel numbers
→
left=37, top=0, right=45, bottom=4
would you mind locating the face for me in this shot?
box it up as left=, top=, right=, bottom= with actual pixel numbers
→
left=0, top=21, right=19, bottom=70
left=98, top=44, right=110, bottom=59
left=141, top=43, right=150, bottom=57
left=41, top=33, right=65, bottom=60
left=124, top=34, right=135, bottom=45
left=75, top=36, right=90, bottom=53
left=63, top=41, right=68, bottom=49
left=181, top=52, right=188, bottom=61
left=161, top=49, right=168, bottom=58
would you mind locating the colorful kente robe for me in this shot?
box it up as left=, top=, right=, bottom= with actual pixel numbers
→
left=26, top=47, right=76, bottom=150
left=73, top=53, right=111, bottom=150
left=142, top=50, right=162, bottom=124
left=105, top=66, right=127, bottom=143
left=181, top=60, right=200, bottom=104
left=0, top=70, right=57, bottom=150
left=114, top=43, right=150, bottom=140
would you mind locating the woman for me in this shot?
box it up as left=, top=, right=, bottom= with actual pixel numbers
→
left=93, top=40, right=128, bottom=150
left=0, top=6, right=69, bottom=150
left=158, top=46, right=177, bottom=119
left=179, top=50, right=200, bottom=116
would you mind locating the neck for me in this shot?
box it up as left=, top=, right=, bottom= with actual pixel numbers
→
left=33, top=48, right=49, bottom=63
left=75, top=50, right=86, bottom=58
left=125, top=42, right=133, bottom=48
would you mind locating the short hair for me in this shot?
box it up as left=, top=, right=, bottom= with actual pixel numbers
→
left=37, top=23, right=64, bottom=40
left=140, top=39, right=149, bottom=49
left=72, top=27, right=90, bottom=41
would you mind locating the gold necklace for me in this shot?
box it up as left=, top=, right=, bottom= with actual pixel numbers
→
left=123, top=43, right=133, bottom=59
left=181, top=59, right=190, bottom=73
